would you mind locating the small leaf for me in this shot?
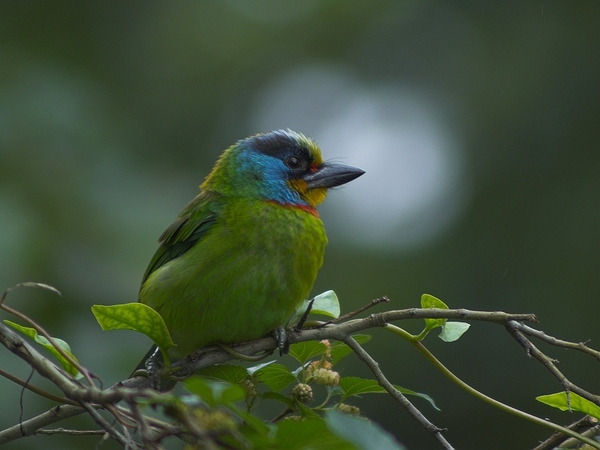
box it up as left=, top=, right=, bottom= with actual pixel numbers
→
left=91, top=303, right=175, bottom=351
left=4, top=282, right=62, bottom=298
left=310, top=290, right=341, bottom=319
left=330, top=335, right=372, bottom=365
left=339, top=377, right=386, bottom=398
left=286, top=290, right=341, bottom=327
left=195, top=364, right=249, bottom=385
left=4, top=320, right=81, bottom=378
left=254, top=363, right=296, bottom=393
left=421, top=294, right=448, bottom=331
left=537, top=391, right=600, bottom=420
left=439, top=322, right=470, bottom=342
left=184, top=377, right=246, bottom=407
left=326, top=409, right=405, bottom=450
left=339, top=377, right=439, bottom=410
left=395, top=387, right=440, bottom=411
left=247, top=360, right=276, bottom=376
left=289, top=341, right=328, bottom=365
left=420, top=294, right=448, bottom=310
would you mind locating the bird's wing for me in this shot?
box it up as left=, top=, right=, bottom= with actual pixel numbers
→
left=141, top=190, right=223, bottom=284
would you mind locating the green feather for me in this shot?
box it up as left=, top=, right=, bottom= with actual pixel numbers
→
left=141, top=191, right=222, bottom=282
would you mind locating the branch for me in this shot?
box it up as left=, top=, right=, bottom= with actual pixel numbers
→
left=533, top=416, right=599, bottom=450
left=1, top=305, right=598, bottom=449
left=343, top=335, right=454, bottom=450
left=176, top=308, right=537, bottom=375
left=516, top=322, right=600, bottom=361
left=0, top=404, right=85, bottom=444
left=0, top=322, right=92, bottom=400
left=507, top=321, right=600, bottom=407
left=0, top=367, right=79, bottom=406
left=0, top=283, right=95, bottom=386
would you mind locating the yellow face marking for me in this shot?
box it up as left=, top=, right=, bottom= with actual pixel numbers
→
left=288, top=179, right=327, bottom=207
left=284, top=135, right=327, bottom=207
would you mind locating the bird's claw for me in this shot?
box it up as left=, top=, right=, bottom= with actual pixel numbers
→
left=295, top=298, right=315, bottom=330
left=274, top=326, right=290, bottom=355
left=134, top=347, right=164, bottom=390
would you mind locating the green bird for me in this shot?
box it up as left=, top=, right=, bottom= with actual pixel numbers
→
left=138, top=129, right=364, bottom=365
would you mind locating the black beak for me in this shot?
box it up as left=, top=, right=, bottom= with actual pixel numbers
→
left=303, top=162, right=365, bottom=189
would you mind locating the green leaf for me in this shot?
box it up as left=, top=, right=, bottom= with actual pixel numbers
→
left=325, top=409, right=405, bottom=450
left=286, top=290, right=341, bottom=328
left=310, top=290, right=341, bottom=319
left=421, top=294, right=449, bottom=309
left=226, top=403, right=273, bottom=437
left=262, top=391, right=296, bottom=408
left=420, top=293, right=448, bottom=310
left=275, top=417, right=356, bottom=450
left=255, top=363, right=296, bottom=393
left=420, top=294, right=448, bottom=331
left=184, top=376, right=246, bottom=407
left=91, top=303, right=175, bottom=352
left=288, top=341, right=328, bottom=365
left=295, top=400, right=320, bottom=419
left=4, top=320, right=82, bottom=379
left=339, top=377, right=386, bottom=398
left=330, top=335, right=372, bottom=365
left=195, top=364, right=249, bottom=385
left=339, top=377, right=439, bottom=410
left=394, top=387, right=440, bottom=411
left=439, top=322, right=470, bottom=342
left=536, top=391, right=600, bottom=420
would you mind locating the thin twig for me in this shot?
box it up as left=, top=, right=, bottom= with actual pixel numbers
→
left=332, top=296, right=390, bottom=323
left=81, top=402, right=140, bottom=449
left=0, top=404, right=87, bottom=444
left=0, top=285, right=95, bottom=387
left=506, top=321, right=600, bottom=407
left=532, top=415, right=599, bottom=450
left=36, top=428, right=107, bottom=436
left=343, top=335, right=455, bottom=450
left=513, top=321, right=600, bottom=361
left=0, top=367, right=79, bottom=406
left=386, top=325, right=600, bottom=449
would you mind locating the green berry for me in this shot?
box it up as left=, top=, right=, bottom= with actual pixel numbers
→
left=291, top=383, right=313, bottom=404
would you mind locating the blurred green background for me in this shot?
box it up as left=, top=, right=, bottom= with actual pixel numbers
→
left=1, top=1, right=599, bottom=449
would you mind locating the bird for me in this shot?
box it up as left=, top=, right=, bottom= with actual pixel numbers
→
left=137, top=129, right=364, bottom=367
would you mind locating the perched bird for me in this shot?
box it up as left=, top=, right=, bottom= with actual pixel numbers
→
left=138, top=130, right=364, bottom=363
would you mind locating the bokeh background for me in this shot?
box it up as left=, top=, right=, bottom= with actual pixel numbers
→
left=1, top=1, right=599, bottom=449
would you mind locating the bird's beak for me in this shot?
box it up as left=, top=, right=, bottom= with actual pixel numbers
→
left=303, top=163, right=365, bottom=190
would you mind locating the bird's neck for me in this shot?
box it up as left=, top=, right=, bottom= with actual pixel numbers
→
left=266, top=199, right=320, bottom=218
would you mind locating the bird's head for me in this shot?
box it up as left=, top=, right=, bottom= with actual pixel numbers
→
left=202, top=130, right=364, bottom=209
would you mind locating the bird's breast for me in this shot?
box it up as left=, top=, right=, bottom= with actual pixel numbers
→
left=140, top=198, right=328, bottom=356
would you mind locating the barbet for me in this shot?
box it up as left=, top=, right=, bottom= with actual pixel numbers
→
left=139, top=130, right=364, bottom=363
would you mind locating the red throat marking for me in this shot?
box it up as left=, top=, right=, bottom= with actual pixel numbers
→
left=267, top=200, right=320, bottom=218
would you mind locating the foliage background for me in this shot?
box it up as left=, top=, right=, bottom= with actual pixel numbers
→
left=1, top=1, right=599, bottom=449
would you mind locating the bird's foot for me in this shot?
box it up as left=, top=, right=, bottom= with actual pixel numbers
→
left=295, top=298, right=315, bottom=330
left=274, top=326, right=291, bottom=356
left=130, top=347, right=164, bottom=390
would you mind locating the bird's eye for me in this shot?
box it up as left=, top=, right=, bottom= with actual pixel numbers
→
left=286, top=156, right=303, bottom=170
